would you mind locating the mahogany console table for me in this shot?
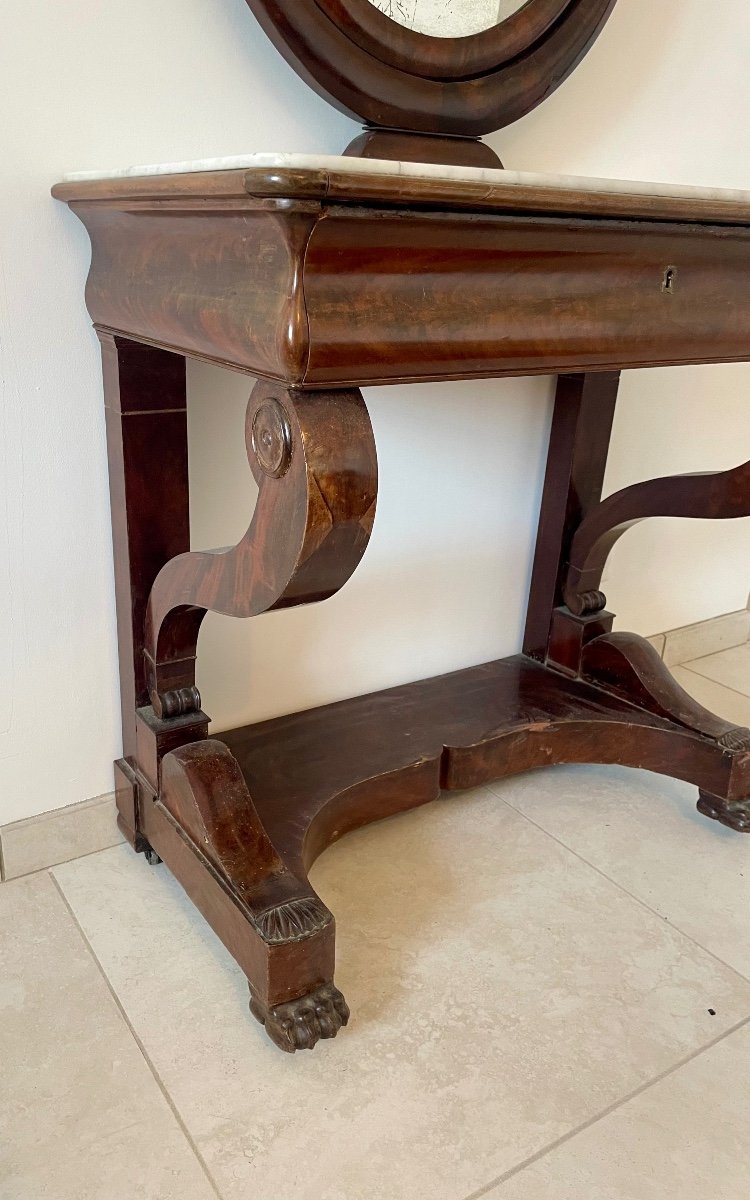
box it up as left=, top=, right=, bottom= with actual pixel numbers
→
left=53, top=0, right=750, bottom=1054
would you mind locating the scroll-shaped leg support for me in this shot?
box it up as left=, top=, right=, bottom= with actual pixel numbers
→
left=562, top=458, right=750, bottom=618
left=158, top=741, right=349, bottom=1051
left=579, top=632, right=750, bottom=831
left=539, top=436, right=750, bottom=830
left=138, top=384, right=375, bottom=1050
left=581, top=631, right=750, bottom=750
left=143, top=380, right=377, bottom=716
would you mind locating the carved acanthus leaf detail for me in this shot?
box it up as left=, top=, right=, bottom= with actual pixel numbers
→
left=255, top=896, right=332, bottom=944
left=717, top=727, right=750, bottom=752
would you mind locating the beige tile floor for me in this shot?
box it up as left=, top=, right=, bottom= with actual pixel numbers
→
left=2, top=643, right=750, bottom=1200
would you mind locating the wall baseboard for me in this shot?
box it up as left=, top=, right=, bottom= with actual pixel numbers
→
left=0, top=793, right=123, bottom=882
left=646, top=608, right=750, bottom=668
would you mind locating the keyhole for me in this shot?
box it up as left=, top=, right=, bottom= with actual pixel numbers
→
left=662, top=266, right=676, bottom=294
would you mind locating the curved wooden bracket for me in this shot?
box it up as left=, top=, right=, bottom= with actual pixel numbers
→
left=563, top=459, right=750, bottom=616
left=158, top=739, right=348, bottom=1051
left=160, top=740, right=332, bottom=934
left=144, top=381, right=377, bottom=716
left=581, top=631, right=750, bottom=751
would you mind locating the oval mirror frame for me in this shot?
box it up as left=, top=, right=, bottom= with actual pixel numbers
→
left=318, top=0, right=574, bottom=80
left=244, top=0, right=618, bottom=136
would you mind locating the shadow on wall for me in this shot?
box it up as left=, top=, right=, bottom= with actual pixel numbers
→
left=198, top=546, right=536, bottom=733
left=186, top=360, right=555, bottom=731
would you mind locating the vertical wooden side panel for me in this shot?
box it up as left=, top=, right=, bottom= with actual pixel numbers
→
left=523, top=371, right=620, bottom=661
left=100, top=334, right=190, bottom=758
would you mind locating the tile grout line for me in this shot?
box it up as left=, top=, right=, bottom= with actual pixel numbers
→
left=678, top=662, right=750, bottom=703
left=49, top=871, right=224, bottom=1200
left=459, top=1012, right=750, bottom=1200
left=680, top=639, right=750, bottom=668
left=487, top=784, right=750, bottom=991
left=41, top=783, right=750, bottom=1200
left=0, top=838, right=125, bottom=885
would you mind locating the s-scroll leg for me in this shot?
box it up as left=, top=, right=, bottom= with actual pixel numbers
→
left=144, top=379, right=378, bottom=717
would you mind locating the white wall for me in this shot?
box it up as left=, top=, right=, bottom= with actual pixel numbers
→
left=1, top=0, right=749, bottom=822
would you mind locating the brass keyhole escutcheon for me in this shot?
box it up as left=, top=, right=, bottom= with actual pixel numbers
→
left=252, top=399, right=292, bottom=478
left=662, top=266, right=677, bottom=294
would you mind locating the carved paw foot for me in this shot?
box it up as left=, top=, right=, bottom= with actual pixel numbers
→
left=250, top=983, right=350, bottom=1053
left=697, top=791, right=750, bottom=833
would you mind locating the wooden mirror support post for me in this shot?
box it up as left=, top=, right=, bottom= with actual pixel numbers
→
left=54, top=0, right=750, bottom=1053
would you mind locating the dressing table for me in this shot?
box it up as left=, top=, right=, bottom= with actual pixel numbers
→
left=53, top=0, right=750, bottom=1054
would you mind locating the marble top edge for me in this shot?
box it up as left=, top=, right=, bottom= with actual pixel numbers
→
left=60, top=151, right=750, bottom=205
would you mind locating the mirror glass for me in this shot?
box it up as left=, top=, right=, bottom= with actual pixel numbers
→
left=368, top=0, right=528, bottom=38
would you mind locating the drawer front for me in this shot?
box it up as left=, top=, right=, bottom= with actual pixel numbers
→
left=302, top=208, right=750, bottom=385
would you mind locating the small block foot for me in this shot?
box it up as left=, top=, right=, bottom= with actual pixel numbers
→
left=250, top=983, right=350, bottom=1053
left=697, top=791, right=750, bottom=833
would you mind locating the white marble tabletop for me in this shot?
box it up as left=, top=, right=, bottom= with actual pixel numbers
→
left=61, top=152, right=750, bottom=206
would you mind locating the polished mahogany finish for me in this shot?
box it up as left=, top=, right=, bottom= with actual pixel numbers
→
left=55, top=165, right=750, bottom=224
left=524, top=372, right=619, bottom=662
left=343, top=128, right=504, bottom=170
left=136, top=651, right=749, bottom=1048
left=245, top=0, right=618, bottom=137
left=563, top=458, right=750, bottom=616
left=145, top=378, right=377, bottom=715
left=581, top=632, right=750, bottom=754
left=219, top=656, right=750, bottom=833
left=52, top=0, right=750, bottom=1054
left=316, top=0, right=575, bottom=80
left=100, top=336, right=192, bottom=758
left=55, top=166, right=750, bottom=1052
left=52, top=173, right=750, bottom=390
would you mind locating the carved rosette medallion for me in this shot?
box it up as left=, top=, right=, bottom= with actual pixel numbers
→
left=251, top=399, right=292, bottom=478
